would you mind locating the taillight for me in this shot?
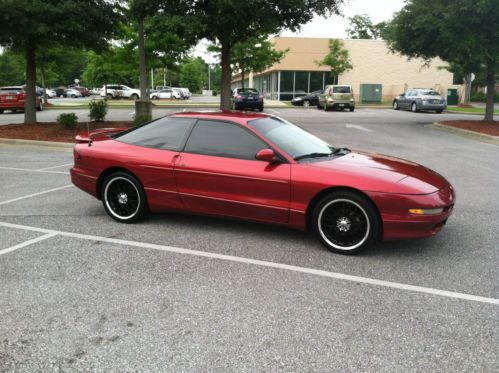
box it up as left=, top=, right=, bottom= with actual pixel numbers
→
left=73, top=148, right=81, bottom=160
left=259, top=95, right=263, bottom=100
left=18, top=92, right=26, bottom=100
left=328, top=90, right=332, bottom=97
left=236, top=95, right=241, bottom=99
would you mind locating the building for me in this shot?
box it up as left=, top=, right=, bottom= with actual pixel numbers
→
left=231, top=37, right=462, bottom=103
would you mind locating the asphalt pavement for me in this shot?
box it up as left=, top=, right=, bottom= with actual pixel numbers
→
left=0, top=108, right=498, bottom=371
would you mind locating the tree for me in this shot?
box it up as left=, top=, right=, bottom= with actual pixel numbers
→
left=384, top=0, right=498, bottom=121
left=316, top=39, right=353, bottom=78
left=154, top=0, right=344, bottom=109
left=0, top=51, right=25, bottom=86
left=209, top=36, right=286, bottom=90
left=180, top=57, right=208, bottom=93
left=346, top=14, right=387, bottom=40
left=0, top=0, right=121, bottom=123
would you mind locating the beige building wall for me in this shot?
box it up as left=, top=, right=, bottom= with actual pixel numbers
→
left=247, top=37, right=462, bottom=102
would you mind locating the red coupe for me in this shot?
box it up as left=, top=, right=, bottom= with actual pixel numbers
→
left=71, top=111, right=455, bottom=254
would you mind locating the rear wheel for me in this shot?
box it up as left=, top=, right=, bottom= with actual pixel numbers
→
left=303, top=100, right=310, bottom=107
left=102, top=172, right=147, bottom=223
left=312, top=191, right=379, bottom=255
left=131, top=94, right=139, bottom=100
left=0, top=109, right=3, bottom=114
left=37, top=101, right=43, bottom=111
left=258, top=105, right=264, bottom=112
left=349, top=106, right=355, bottom=112
left=71, top=94, right=76, bottom=98
left=436, top=109, right=443, bottom=114
left=107, top=94, right=113, bottom=99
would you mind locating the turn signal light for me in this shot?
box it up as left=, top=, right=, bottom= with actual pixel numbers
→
left=409, top=208, right=444, bottom=215
left=73, top=148, right=81, bottom=160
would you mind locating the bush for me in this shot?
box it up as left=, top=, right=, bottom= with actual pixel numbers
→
left=89, top=99, right=108, bottom=121
left=212, top=90, right=218, bottom=96
left=470, top=91, right=499, bottom=103
left=134, top=114, right=152, bottom=126
left=56, top=113, right=78, bottom=129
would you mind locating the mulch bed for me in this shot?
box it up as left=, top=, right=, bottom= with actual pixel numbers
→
left=439, top=120, right=499, bottom=136
left=0, top=121, right=134, bottom=143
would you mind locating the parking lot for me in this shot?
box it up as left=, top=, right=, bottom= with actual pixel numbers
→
left=0, top=108, right=498, bottom=371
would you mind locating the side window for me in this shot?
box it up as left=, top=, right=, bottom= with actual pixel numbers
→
left=184, top=120, right=267, bottom=160
left=114, top=117, right=195, bottom=150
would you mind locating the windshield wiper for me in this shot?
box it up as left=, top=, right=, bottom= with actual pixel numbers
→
left=332, top=147, right=351, bottom=155
left=294, top=152, right=333, bottom=161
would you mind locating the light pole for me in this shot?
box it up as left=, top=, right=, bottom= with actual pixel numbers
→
left=208, top=64, right=211, bottom=91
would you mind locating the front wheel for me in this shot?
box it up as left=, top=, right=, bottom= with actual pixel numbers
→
left=411, top=102, right=418, bottom=113
left=102, top=172, right=148, bottom=223
left=131, top=94, right=139, bottom=100
left=37, top=101, right=43, bottom=111
left=303, top=100, right=310, bottom=107
left=393, top=100, right=399, bottom=110
left=312, top=191, right=379, bottom=255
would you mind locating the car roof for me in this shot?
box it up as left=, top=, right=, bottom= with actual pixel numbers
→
left=172, top=110, right=270, bottom=125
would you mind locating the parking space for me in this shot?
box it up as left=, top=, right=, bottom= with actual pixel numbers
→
left=0, top=108, right=497, bottom=370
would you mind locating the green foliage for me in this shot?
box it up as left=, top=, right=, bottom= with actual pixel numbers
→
left=470, top=92, right=499, bottom=103
left=0, top=51, right=24, bottom=86
left=346, top=14, right=387, bottom=40
left=384, top=0, right=498, bottom=120
left=56, top=113, right=78, bottom=129
left=88, top=100, right=108, bottom=122
left=316, top=39, right=353, bottom=77
left=212, top=90, right=218, bottom=96
left=180, top=57, right=208, bottom=93
left=134, top=114, right=152, bottom=126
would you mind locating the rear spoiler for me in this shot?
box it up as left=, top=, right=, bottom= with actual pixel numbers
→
left=75, top=127, right=128, bottom=144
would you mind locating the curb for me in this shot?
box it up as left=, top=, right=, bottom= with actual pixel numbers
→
left=426, top=122, right=499, bottom=145
left=0, top=138, right=74, bottom=149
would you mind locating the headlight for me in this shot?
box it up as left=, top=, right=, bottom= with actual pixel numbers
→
left=409, top=208, right=444, bottom=215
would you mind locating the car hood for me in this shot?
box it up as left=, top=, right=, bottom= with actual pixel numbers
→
left=308, top=151, right=449, bottom=194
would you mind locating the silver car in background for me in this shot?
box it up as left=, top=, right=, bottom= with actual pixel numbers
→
left=393, top=88, right=446, bottom=113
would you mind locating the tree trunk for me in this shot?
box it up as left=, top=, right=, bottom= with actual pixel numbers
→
left=220, top=42, right=232, bottom=110
left=241, top=66, right=245, bottom=90
left=24, top=43, right=37, bottom=124
left=40, top=62, right=48, bottom=104
left=138, top=19, right=148, bottom=101
left=484, top=60, right=496, bottom=121
left=136, top=18, right=151, bottom=121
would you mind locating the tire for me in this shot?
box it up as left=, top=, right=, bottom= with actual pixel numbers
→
left=11, top=109, right=16, bottom=114
left=323, top=102, right=329, bottom=112
left=303, top=100, right=310, bottom=107
left=436, top=109, right=443, bottom=114
left=393, top=100, right=399, bottom=110
left=37, top=101, right=43, bottom=112
left=102, top=172, right=148, bottom=223
left=107, top=94, right=113, bottom=99
left=312, top=191, right=379, bottom=255
left=131, top=94, right=139, bottom=100
left=0, top=109, right=4, bottom=114
left=152, top=96, right=158, bottom=100
left=258, top=105, right=264, bottom=112
left=71, top=94, right=76, bottom=98
left=411, top=102, right=418, bottom=113
left=349, top=106, right=355, bottom=112
left=317, top=101, right=322, bottom=109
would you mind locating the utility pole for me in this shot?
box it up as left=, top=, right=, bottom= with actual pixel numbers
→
left=208, top=65, right=211, bottom=91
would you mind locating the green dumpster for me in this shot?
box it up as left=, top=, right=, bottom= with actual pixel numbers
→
left=447, top=89, right=458, bottom=105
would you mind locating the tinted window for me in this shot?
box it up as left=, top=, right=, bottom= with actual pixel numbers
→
left=421, top=90, right=440, bottom=96
left=115, top=117, right=195, bottom=150
left=333, top=86, right=351, bottom=93
left=184, top=120, right=266, bottom=160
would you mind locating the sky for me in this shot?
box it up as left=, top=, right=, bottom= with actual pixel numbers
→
left=194, top=0, right=406, bottom=63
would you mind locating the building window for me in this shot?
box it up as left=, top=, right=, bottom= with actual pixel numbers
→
left=310, top=72, right=324, bottom=92
left=280, top=71, right=294, bottom=100
left=295, top=72, right=309, bottom=96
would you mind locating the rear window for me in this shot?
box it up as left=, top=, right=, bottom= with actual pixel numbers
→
left=0, top=87, right=22, bottom=93
left=421, top=90, right=440, bottom=96
left=114, top=117, right=196, bottom=151
left=332, top=86, right=351, bottom=93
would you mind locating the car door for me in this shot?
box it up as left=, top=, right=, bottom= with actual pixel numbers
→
left=403, top=90, right=415, bottom=108
left=175, top=119, right=291, bottom=224
left=160, top=89, right=172, bottom=99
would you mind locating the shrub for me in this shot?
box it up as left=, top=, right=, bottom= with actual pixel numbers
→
left=212, top=90, right=218, bottom=96
left=89, top=99, right=108, bottom=121
left=470, top=91, right=499, bottom=103
left=56, top=113, right=78, bottom=129
left=134, top=114, right=152, bottom=126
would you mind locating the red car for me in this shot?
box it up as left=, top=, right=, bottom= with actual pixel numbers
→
left=71, top=111, right=455, bottom=254
left=0, top=86, right=43, bottom=114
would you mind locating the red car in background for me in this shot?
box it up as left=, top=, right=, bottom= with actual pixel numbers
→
left=71, top=111, right=455, bottom=254
left=0, top=86, right=43, bottom=114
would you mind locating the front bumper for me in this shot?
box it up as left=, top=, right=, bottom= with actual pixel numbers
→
left=367, top=185, right=456, bottom=240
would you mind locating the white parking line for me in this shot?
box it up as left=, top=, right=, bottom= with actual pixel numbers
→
left=345, top=124, right=372, bottom=132
left=0, top=166, right=69, bottom=175
left=0, top=220, right=497, bottom=306
left=267, top=108, right=282, bottom=115
left=0, top=233, right=57, bottom=256
left=37, top=163, right=73, bottom=171
left=0, top=185, right=73, bottom=206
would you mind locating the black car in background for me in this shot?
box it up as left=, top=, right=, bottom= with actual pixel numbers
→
left=232, top=88, right=264, bottom=112
left=291, top=90, right=321, bottom=107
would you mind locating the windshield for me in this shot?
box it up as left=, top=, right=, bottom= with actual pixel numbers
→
left=248, top=117, right=333, bottom=159
left=332, top=86, right=351, bottom=93
left=239, top=88, right=258, bottom=94
left=421, top=90, right=440, bottom=96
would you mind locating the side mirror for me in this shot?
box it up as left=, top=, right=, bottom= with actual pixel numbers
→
left=400, top=93, right=405, bottom=97
left=255, top=149, right=277, bottom=163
